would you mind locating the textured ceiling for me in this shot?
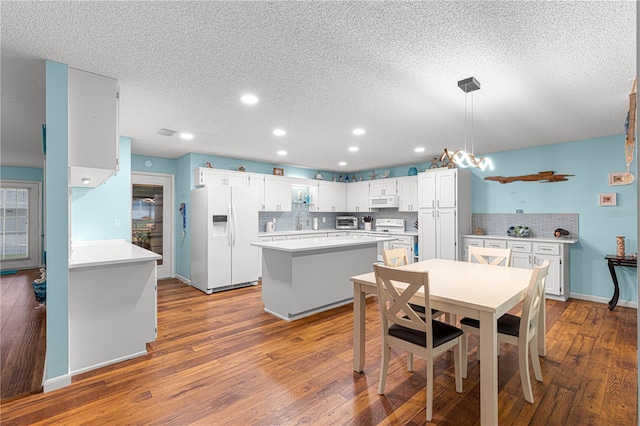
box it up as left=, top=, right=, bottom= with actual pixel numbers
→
left=1, top=1, right=636, bottom=172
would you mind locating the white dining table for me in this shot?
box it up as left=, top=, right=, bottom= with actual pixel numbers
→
left=350, top=258, right=544, bottom=426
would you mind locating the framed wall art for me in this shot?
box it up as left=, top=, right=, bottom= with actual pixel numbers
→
left=273, top=167, right=284, bottom=176
left=599, top=193, right=617, bottom=206
left=609, top=172, right=627, bottom=186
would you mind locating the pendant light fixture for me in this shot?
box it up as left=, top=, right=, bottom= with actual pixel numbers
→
left=441, top=77, right=493, bottom=171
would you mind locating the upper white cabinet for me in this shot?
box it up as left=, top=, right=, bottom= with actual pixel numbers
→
left=418, top=169, right=470, bottom=261
left=313, top=181, right=346, bottom=212
left=263, top=175, right=292, bottom=211
left=193, top=168, right=249, bottom=187
left=68, top=68, right=119, bottom=187
left=346, top=181, right=371, bottom=213
left=369, top=178, right=397, bottom=196
left=248, top=173, right=266, bottom=211
left=397, top=176, right=418, bottom=212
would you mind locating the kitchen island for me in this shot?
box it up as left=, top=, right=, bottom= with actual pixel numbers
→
left=251, top=235, right=396, bottom=321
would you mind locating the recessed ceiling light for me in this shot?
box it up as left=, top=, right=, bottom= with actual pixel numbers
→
left=339, top=161, right=347, bottom=166
left=348, top=146, right=359, bottom=152
left=240, top=94, right=259, bottom=105
left=180, top=133, right=194, bottom=140
left=352, top=128, right=365, bottom=136
left=273, top=129, right=286, bottom=136
left=277, top=150, right=287, bottom=156
left=414, top=147, right=425, bottom=153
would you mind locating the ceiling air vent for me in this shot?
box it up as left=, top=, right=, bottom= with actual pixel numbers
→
left=157, top=128, right=177, bottom=137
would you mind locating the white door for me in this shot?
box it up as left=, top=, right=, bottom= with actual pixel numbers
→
left=131, top=173, right=174, bottom=279
left=418, top=173, right=436, bottom=208
left=0, top=181, right=41, bottom=270
left=535, top=254, right=561, bottom=295
left=436, top=170, right=457, bottom=208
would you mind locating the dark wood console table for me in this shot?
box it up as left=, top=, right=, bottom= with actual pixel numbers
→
left=605, top=255, right=637, bottom=310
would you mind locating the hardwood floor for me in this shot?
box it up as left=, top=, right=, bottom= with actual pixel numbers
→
left=0, top=278, right=636, bottom=425
left=0, top=269, right=46, bottom=402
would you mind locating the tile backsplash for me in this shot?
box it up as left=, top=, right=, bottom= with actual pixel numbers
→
left=471, top=213, right=579, bottom=240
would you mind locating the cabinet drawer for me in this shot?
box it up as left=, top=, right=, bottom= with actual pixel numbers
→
left=464, top=238, right=484, bottom=248
left=508, top=241, right=532, bottom=253
left=272, top=236, right=287, bottom=241
left=394, top=236, right=413, bottom=245
left=300, top=233, right=327, bottom=239
left=533, top=243, right=560, bottom=255
left=286, top=235, right=300, bottom=240
left=484, top=240, right=507, bottom=249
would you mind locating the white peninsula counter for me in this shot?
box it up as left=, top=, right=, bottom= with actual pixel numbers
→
left=251, top=236, right=396, bottom=321
left=69, top=239, right=161, bottom=374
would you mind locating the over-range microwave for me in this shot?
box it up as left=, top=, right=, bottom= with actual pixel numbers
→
left=336, top=216, right=358, bottom=230
left=368, top=195, right=398, bottom=208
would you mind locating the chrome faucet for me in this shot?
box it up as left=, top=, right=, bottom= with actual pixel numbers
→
left=296, top=209, right=310, bottom=231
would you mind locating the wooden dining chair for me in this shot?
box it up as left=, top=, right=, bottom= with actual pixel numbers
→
left=373, top=263, right=463, bottom=421
left=459, top=260, right=550, bottom=403
left=468, top=245, right=512, bottom=267
left=382, top=248, right=443, bottom=319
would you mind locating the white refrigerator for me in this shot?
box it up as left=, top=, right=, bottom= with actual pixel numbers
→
left=190, top=185, right=260, bottom=294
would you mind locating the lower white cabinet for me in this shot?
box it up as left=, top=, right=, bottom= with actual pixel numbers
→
left=461, top=236, right=571, bottom=300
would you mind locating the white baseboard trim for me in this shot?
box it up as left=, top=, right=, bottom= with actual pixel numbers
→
left=43, top=373, right=72, bottom=392
left=175, top=274, right=190, bottom=285
left=569, top=292, right=637, bottom=309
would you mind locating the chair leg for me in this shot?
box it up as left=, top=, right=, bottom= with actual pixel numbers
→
left=378, top=344, right=390, bottom=395
left=518, top=339, right=534, bottom=403
left=530, top=336, right=543, bottom=382
left=461, top=331, right=469, bottom=379
left=407, top=352, right=414, bottom=372
left=453, top=342, right=463, bottom=393
left=426, top=357, right=434, bottom=422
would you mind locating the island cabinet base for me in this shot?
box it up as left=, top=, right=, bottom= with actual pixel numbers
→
left=261, top=245, right=378, bottom=321
left=69, top=260, right=157, bottom=374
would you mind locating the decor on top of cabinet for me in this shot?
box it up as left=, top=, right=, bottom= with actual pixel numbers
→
left=484, top=171, right=574, bottom=184
left=369, top=170, right=378, bottom=180
left=408, top=167, right=418, bottom=176
left=273, top=167, right=284, bottom=176
left=238, top=165, right=246, bottom=172
left=382, top=170, right=390, bottom=178
left=316, top=171, right=323, bottom=180
left=554, top=228, right=570, bottom=238
left=507, top=226, right=530, bottom=238
left=428, top=156, right=454, bottom=170
left=206, top=162, right=213, bottom=168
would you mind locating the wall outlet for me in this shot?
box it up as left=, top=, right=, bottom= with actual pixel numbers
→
left=322, top=217, right=326, bottom=223
left=113, top=219, right=121, bottom=229
left=516, top=209, right=524, bottom=213
left=272, top=218, right=276, bottom=223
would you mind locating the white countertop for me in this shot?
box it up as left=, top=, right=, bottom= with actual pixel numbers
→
left=251, top=235, right=397, bottom=252
left=462, top=234, right=578, bottom=244
left=69, top=239, right=162, bottom=268
left=259, top=229, right=418, bottom=237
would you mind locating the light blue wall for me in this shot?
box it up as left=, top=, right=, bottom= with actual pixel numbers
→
left=71, top=137, right=132, bottom=241
left=45, top=60, right=69, bottom=381
left=468, top=135, right=637, bottom=304
left=131, top=154, right=177, bottom=175
left=175, top=154, right=191, bottom=279
left=0, top=166, right=44, bottom=181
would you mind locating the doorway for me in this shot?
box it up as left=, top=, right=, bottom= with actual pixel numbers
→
left=0, top=181, right=41, bottom=271
left=131, top=173, right=174, bottom=279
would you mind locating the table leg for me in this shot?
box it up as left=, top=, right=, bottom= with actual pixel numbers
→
left=607, top=261, right=620, bottom=311
left=353, top=283, right=366, bottom=372
left=479, top=311, right=498, bottom=425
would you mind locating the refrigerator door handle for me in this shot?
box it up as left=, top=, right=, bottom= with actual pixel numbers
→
left=232, top=204, right=238, bottom=246
left=227, top=204, right=233, bottom=247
